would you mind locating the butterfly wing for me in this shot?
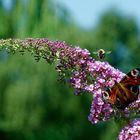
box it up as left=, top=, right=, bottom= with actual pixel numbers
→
left=104, top=68, right=140, bottom=109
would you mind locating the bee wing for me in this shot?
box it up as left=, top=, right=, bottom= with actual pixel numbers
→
left=106, top=51, right=111, bottom=54
left=93, top=52, right=98, bottom=54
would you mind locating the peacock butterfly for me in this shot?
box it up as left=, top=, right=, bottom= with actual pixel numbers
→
left=103, top=68, right=140, bottom=109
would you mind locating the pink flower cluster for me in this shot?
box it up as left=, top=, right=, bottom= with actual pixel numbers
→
left=118, top=120, right=140, bottom=140
left=86, top=61, right=125, bottom=124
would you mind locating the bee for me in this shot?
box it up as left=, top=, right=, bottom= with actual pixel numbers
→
left=93, top=49, right=111, bottom=59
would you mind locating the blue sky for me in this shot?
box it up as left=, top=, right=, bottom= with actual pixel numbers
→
left=57, top=0, right=140, bottom=29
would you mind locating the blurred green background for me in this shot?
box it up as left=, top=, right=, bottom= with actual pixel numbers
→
left=0, top=0, right=140, bottom=140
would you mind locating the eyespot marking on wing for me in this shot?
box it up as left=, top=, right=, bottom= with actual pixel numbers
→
left=103, top=91, right=110, bottom=100
left=131, top=69, right=139, bottom=77
left=130, top=86, right=138, bottom=93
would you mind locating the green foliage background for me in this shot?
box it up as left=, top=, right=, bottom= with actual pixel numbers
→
left=0, top=0, right=140, bottom=140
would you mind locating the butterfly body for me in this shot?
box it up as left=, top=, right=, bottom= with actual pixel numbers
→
left=103, top=68, right=140, bottom=109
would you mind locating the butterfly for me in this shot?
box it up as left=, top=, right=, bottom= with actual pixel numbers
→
left=103, top=68, right=140, bottom=109
left=93, top=49, right=111, bottom=59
